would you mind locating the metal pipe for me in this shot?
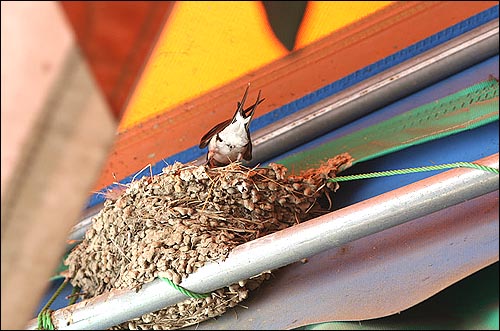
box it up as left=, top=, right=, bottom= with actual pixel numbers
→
left=248, top=20, right=499, bottom=165
left=70, top=20, right=499, bottom=243
left=25, top=153, right=499, bottom=330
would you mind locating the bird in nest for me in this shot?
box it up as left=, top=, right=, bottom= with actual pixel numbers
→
left=199, top=84, right=264, bottom=168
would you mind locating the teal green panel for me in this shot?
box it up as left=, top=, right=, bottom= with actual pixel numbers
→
left=279, top=79, right=499, bottom=173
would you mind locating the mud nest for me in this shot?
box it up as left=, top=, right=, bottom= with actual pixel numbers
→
left=65, top=153, right=353, bottom=330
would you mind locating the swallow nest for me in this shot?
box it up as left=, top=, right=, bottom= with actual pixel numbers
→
left=65, top=153, right=353, bottom=330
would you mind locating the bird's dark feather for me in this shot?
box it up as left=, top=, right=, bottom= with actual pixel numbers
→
left=199, top=119, right=232, bottom=148
left=243, top=138, right=252, bottom=161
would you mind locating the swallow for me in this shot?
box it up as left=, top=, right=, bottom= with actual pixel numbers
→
left=199, top=84, right=264, bottom=167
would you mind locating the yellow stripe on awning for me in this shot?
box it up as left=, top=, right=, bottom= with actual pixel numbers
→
left=118, top=1, right=393, bottom=132
left=296, top=1, right=393, bottom=49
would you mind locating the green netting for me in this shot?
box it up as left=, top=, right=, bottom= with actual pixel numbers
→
left=278, top=79, right=499, bottom=172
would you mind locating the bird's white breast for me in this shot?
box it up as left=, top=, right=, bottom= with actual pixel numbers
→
left=208, top=114, right=250, bottom=162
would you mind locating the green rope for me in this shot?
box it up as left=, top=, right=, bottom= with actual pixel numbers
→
left=37, top=310, right=54, bottom=330
left=159, top=277, right=210, bottom=299
left=329, top=162, right=499, bottom=182
left=37, top=278, right=69, bottom=330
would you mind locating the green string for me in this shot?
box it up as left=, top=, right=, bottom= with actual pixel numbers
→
left=36, top=279, right=82, bottom=329
left=38, top=277, right=203, bottom=329
left=37, top=278, right=69, bottom=330
left=159, top=277, right=210, bottom=299
left=37, top=310, right=54, bottom=330
left=329, top=162, right=499, bottom=182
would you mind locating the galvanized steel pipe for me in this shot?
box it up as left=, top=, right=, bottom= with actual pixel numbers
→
left=25, top=153, right=499, bottom=329
left=70, top=20, right=499, bottom=243
left=233, top=20, right=499, bottom=166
